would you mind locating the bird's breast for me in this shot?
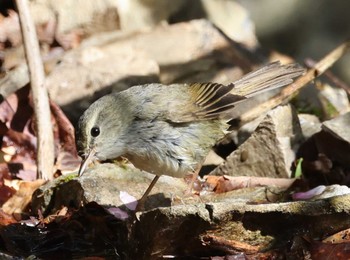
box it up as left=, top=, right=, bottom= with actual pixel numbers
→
left=124, top=119, right=227, bottom=177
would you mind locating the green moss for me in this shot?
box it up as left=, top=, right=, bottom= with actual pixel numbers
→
left=56, top=172, right=78, bottom=185
left=323, top=100, right=339, bottom=119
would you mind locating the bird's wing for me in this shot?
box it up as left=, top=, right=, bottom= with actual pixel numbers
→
left=132, top=62, right=304, bottom=123
left=165, top=62, right=304, bottom=122
left=166, top=82, right=246, bottom=122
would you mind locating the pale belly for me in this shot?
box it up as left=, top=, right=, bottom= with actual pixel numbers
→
left=124, top=119, right=228, bottom=178
left=125, top=153, right=193, bottom=178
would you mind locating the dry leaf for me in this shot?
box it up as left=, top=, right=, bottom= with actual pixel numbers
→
left=323, top=228, right=350, bottom=244
left=204, top=175, right=296, bottom=193
left=2, top=179, right=46, bottom=214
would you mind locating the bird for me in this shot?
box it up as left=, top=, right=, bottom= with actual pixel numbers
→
left=75, top=61, right=304, bottom=208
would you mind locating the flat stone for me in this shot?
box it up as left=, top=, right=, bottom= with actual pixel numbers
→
left=29, top=162, right=350, bottom=258
left=130, top=193, right=350, bottom=258
left=31, top=163, right=188, bottom=214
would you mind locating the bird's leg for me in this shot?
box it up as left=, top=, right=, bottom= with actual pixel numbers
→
left=140, top=175, right=160, bottom=201
left=185, top=167, right=201, bottom=195
left=136, top=175, right=160, bottom=211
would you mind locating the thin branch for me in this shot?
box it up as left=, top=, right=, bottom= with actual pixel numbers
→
left=304, top=58, right=350, bottom=95
left=240, top=41, right=350, bottom=124
left=15, top=0, right=54, bottom=180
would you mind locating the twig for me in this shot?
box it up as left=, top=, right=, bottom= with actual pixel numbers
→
left=205, top=175, right=295, bottom=193
left=201, top=234, right=262, bottom=254
left=304, top=58, right=350, bottom=95
left=15, top=0, right=54, bottom=180
left=240, top=41, right=350, bottom=124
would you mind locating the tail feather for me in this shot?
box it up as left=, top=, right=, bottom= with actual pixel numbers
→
left=230, top=61, right=305, bottom=97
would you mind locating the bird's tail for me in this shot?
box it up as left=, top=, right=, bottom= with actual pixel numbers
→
left=230, top=61, right=305, bottom=97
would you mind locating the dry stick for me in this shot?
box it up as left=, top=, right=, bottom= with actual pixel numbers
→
left=202, top=234, right=261, bottom=254
left=304, top=58, right=350, bottom=95
left=240, top=41, right=350, bottom=124
left=15, top=0, right=54, bottom=180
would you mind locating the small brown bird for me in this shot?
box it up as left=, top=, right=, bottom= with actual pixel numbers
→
left=76, top=62, right=304, bottom=205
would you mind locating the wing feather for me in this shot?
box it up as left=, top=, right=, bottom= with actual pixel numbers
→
left=132, top=62, right=305, bottom=123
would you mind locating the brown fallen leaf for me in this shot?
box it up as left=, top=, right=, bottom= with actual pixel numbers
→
left=0, top=209, right=17, bottom=225
left=50, top=99, right=80, bottom=173
left=0, top=176, right=16, bottom=206
left=2, top=179, right=46, bottom=214
left=38, top=206, right=69, bottom=225
left=323, top=228, right=350, bottom=244
left=0, top=85, right=80, bottom=178
left=0, top=87, right=37, bottom=180
left=310, top=241, right=350, bottom=260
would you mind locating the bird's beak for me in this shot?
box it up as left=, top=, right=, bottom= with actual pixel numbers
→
left=78, top=148, right=96, bottom=177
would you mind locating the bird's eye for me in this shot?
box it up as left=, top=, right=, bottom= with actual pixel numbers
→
left=90, top=126, right=100, bottom=137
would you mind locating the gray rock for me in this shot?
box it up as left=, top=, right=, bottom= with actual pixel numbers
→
left=47, top=41, right=159, bottom=109
left=211, top=105, right=303, bottom=178
left=31, top=163, right=188, bottom=214
left=30, top=0, right=120, bottom=34
left=236, top=114, right=265, bottom=145
left=298, top=113, right=322, bottom=139
left=319, top=84, right=350, bottom=116
left=115, top=0, right=257, bottom=46
left=30, top=161, right=350, bottom=257
left=322, top=111, right=350, bottom=143
left=131, top=193, right=350, bottom=257
left=200, top=0, right=257, bottom=47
